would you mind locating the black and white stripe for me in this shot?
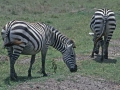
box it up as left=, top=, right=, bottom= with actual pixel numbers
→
left=1, top=20, right=77, bottom=80
left=89, top=8, right=116, bottom=61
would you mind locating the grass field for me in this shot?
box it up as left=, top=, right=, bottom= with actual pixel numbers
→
left=0, top=0, right=120, bottom=89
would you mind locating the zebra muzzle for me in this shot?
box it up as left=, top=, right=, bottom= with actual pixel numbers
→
left=70, top=64, right=77, bottom=72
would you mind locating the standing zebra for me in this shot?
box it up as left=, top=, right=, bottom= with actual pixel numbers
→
left=1, top=20, right=77, bottom=80
left=89, top=8, right=116, bottom=61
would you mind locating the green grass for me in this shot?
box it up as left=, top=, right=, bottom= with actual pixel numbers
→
left=0, top=0, right=120, bottom=89
left=78, top=58, right=120, bottom=82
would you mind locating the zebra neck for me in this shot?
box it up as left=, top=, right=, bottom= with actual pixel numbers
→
left=51, top=40, right=67, bottom=53
left=49, top=30, right=68, bottom=53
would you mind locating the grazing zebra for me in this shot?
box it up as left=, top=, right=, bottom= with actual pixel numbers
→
left=1, top=20, right=77, bottom=80
left=89, top=8, right=116, bottom=61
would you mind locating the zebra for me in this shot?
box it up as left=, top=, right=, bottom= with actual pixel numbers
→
left=1, top=20, right=77, bottom=80
left=89, top=8, right=116, bottom=61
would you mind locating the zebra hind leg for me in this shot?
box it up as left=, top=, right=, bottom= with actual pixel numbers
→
left=94, top=40, right=101, bottom=54
left=10, top=57, right=18, bottom=81
left=28, top=55, right=36, bottom=77
left=91, top=43, right=96, bottom=58
left=100, top=40, right=104, bottom=62
left=104, top=42, right=109, bottom=59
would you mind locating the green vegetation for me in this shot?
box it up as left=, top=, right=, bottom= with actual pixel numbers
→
left=0, top=0, right=120, bottom=89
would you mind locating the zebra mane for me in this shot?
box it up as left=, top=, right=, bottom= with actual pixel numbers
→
left=50, top=26, right=71, bottom=44
left=44, top=24, right=76, bottom=52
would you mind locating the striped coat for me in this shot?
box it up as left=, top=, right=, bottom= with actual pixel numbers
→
left=1, top=20, right=77, bottom=80
left=89, top=9, right=116, bottom=61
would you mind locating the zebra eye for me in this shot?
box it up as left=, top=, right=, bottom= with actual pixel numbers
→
left=71, top=54, right=74, bottom=57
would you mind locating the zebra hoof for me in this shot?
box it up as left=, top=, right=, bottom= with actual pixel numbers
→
left=10, top=74, right=18, bottom=81
left=90, top=55, right=94, bottom=58
left=10, top=77, right=17, bottom=81
left=105, top=57, right=108, bottom=59
left=100, top=58, right=104, bottom=62
left=28, top=74, right=32, bottom=77
left=43, top=73, right=48, bottom=77
left=104, top=56, right=108, bottom=59
left=94, top=50, right=99, bottom=54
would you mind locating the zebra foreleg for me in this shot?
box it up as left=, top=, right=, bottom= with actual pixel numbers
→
left=28, top=55, right=36, bottom=77
left=41, top=47, right=48, bottom=76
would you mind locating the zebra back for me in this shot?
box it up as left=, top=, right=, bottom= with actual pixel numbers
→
left=2, top=20, right=76, bottom=54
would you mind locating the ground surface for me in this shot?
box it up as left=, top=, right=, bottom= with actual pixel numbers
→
left=11, top=39, right=120, bottom=90
left=12, top=75, right=120, bottom=90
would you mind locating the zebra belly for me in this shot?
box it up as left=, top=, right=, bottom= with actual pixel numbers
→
left=21, top=44, right=41, bottom=55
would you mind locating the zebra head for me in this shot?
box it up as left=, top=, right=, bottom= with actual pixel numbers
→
left=62, top=40, right=77, bottom=72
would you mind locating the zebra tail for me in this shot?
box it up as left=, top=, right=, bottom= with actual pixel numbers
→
left=95, top=17, right=107, bottom=44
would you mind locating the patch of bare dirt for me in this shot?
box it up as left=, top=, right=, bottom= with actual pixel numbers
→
left=0, top=55, right=9, bottom=62
left=12, top=75, right=120, bottom=90
left=109, top=39, right=120, bottom=57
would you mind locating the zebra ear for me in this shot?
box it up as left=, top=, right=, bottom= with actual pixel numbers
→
left=67, top=39, right=76, bottom=48
left=89, top=32, right=94, bottom=36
